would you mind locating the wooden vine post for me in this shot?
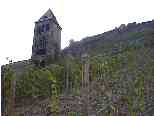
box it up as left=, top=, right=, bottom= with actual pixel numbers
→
left=81, top=53, right=91, bottom=116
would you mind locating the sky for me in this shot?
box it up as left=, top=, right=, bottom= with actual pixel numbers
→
left=0, top=0, right=154, bottom=65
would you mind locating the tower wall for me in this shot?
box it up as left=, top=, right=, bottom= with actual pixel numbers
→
left=31, top=9, right=61, bottom=64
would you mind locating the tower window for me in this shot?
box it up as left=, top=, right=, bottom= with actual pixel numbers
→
left=46, top=24, right=50, bottom=31
left=39, top=38, right=46, bottom=49
left=37, top=27, right=41, bottom=34
left=36, top=23, right=50, bottom=34
left=41, top=25, right=45, bottom=32
left=35, top=36, right=47, bottom=55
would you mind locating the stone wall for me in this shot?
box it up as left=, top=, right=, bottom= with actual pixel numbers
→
left=15, top=97, right=51, bottom=116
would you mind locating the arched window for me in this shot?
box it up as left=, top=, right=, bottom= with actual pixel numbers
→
left=39, top=36, right=47, bottom=49
left=41, top=25, right=45, bottom=32
left=36, top=37, right=47, bottom=55
left=46, top=24, right=50, bottom=31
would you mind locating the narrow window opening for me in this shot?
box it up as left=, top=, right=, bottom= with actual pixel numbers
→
left=46, top=24, right=50, bottom=31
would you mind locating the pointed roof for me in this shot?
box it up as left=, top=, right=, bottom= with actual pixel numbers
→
left=36, top=9, right=62, bottom=29
left=40, top=8, right=54, bottom=19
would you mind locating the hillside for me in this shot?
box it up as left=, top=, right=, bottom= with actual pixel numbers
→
left=63, top=20, right=154, bottom=57
left=2, top=19, right=154, bottom=116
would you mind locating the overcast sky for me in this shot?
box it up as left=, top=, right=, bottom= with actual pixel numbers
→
left=0, top=0, right=154, bottom=65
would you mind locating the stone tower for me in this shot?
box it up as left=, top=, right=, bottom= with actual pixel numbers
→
left=31, top=9, right=62, bottom=65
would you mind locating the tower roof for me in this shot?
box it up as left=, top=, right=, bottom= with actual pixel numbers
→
left=40, top=9, right=54, bottom=19
left=37, top=9, right=62, bottom=29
